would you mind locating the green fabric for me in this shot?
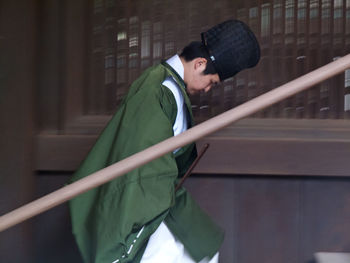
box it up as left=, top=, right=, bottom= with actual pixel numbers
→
left=69, top=62, right=224, bottom=263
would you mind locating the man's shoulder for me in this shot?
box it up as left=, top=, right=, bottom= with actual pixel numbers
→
left=123, top=64, right=167, bottom=100
left=140, top=63, right=167, bottom=80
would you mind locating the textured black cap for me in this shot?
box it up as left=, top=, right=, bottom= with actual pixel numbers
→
left=201, top=19, right=260, bottom=81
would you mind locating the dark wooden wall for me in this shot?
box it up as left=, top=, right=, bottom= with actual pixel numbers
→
left=18, top=174, right=350, bottom=263
left=186, top=175, right=350, bottom=263
left=1, top=1, right=350, bottom=263
left=0, top=0, right=37, bottom=261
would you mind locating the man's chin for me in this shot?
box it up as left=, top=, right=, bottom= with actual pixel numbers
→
left=187, top=89, right=199, bottom=96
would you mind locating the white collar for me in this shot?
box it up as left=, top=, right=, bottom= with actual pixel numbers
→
left=165, top=55, right=184, bottom=80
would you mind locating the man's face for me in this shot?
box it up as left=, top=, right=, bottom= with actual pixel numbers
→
left=185, top=58, right=220, bottom=95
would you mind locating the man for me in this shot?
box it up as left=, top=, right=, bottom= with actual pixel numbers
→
left=69, top=19, right=260, bottom=263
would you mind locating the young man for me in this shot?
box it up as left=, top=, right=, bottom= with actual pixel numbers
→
left=69, top=19, right=260, bottom=263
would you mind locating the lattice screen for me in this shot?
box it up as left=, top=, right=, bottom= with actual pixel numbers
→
left=87, top=0, right=350, bottom=121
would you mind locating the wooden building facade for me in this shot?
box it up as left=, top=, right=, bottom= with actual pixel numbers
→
left=1, top=0, right=350, bottom=262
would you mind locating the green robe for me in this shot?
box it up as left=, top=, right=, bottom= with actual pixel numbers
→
left=69, top=62, right=224, bottom=263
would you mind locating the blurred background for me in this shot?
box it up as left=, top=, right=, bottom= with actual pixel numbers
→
left=1, top=0, right=350, bottom=262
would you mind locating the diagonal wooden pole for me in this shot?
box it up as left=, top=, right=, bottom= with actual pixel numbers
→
left=175, top=143, right=210, bottom=192
left=1, top=54, right=350, bottom=232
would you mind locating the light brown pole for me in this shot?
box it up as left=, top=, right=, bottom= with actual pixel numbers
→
left=1, top=54, right=350, bottom=232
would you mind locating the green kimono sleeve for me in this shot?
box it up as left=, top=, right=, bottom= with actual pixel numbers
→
left=69, top=66, right=182, bottom=263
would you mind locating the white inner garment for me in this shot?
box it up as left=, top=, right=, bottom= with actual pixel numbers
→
left=162, top=55, right=188, bottom=153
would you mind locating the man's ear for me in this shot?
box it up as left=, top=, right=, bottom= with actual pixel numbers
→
left=194, top=57, right=208, bottom=70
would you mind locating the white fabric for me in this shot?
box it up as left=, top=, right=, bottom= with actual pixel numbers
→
left=162, top=55, right=188, bottom=143
left=140, top=222, right=219, bottom=263
left=163, top=77, right=188, bottom=138
left=165, top=54, right=184, bottom=80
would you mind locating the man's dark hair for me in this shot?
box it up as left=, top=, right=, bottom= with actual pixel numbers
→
left=179, top=41, right=217, bottom=75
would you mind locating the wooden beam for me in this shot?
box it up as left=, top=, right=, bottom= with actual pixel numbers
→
left=36, top=118, right=350, bottom=176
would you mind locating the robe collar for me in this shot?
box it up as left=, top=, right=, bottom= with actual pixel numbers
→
left=161, top=55, right=186, bottom=89
left=165, top=55, right=184, bottom=80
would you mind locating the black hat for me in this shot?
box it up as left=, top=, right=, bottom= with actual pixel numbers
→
left=201, top=19, right=260, bottom=81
